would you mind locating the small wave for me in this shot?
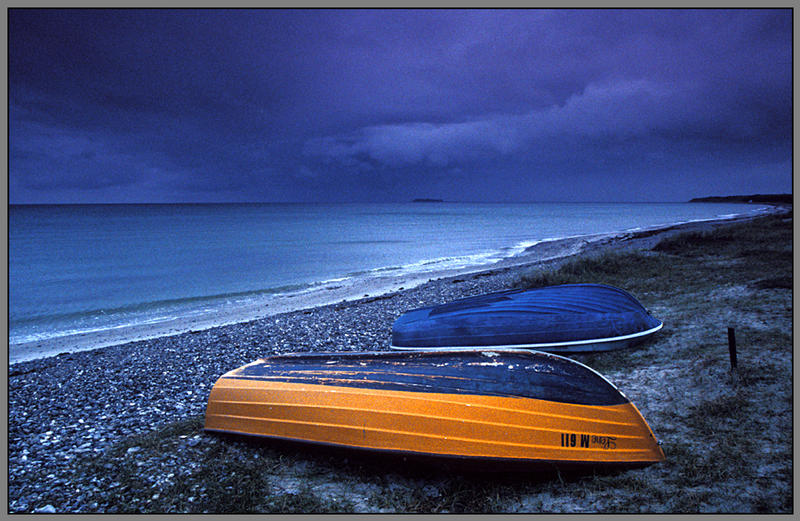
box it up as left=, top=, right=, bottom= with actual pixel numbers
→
left=9, top=281, right=324, bottom=346
left=623, top=210, right=759, bottom=234
left=512, top=234, right=599, bottom=254
left=347, top=237, right=596, bottom=281
left=11, top=315, right=176, bottom=345
left=319, top=276, right=352, bottom=284
left=13, top=282, right=317, bottom=327
left=357, top=251, right=506, bottom=278
left=503, top=240, right=543, bottom=256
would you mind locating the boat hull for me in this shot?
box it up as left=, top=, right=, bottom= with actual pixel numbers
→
left=390, top=284, right=663, bottom=354
left=204, top=350, right=665, bottom=467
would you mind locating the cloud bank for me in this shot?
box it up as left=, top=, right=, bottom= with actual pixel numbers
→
left=10, top=9, right=792, bottom=203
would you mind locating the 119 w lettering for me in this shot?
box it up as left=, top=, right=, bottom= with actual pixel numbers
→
left=560, top=433, right=591, bottom=448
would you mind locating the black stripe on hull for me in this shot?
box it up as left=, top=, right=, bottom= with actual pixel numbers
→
left=223, top=350, right=629, bottom=407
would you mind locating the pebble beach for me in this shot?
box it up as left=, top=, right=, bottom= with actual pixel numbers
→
left=7, top=211, right=785, bottom=513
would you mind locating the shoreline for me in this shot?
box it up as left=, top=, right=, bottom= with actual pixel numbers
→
left=7, top=207, right=791, bottom=513
left=9, top=206, right=778, bottom=366
left=8, top=207, right=777, bottom=365
left=9, top=232, right=599, bottom=364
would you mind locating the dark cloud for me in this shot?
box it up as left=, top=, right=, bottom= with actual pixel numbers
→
left=9, top=8, right=792, bottom=203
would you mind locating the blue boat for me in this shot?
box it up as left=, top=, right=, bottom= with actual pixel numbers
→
left=390, top=284, right=663, bottom=354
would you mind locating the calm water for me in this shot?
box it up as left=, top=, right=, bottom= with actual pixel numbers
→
left=9, top=202, right=764, bottom=347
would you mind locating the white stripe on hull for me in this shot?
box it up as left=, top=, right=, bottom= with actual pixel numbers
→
left=389, top=322, right=663, bottom=353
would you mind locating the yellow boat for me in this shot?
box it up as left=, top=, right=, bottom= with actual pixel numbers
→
left=205, top=349, right=665, bottom=468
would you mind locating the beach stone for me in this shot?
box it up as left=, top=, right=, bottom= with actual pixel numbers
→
left=34, top=504, right=56, bottom=513
left=7, top=211, right=787, bottom=513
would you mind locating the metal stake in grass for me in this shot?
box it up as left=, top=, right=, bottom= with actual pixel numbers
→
left=728, top=327, right=737, bottom=370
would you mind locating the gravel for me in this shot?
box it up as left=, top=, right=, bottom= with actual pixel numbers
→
left=8, top=212, right=780, bottom=513
left=8, top=258, right=525, bottom=513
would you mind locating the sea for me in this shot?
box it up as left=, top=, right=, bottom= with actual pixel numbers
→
left=9, top=202, right=767, bottom=361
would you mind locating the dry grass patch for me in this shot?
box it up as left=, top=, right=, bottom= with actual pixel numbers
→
left=512, top=213, right=792, bottom=513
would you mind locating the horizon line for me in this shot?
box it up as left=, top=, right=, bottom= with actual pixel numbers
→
left=10, top=195, right=788, bottom=206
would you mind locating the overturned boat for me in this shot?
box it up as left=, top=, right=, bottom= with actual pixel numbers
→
left=390, top=284, right=663, bottom=354
left=205, top=349, right=665, bottom=468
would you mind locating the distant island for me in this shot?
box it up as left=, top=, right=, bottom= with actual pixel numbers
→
left=690, top=194, right=792, bottom=205
left=412, top=198, right=444, bottom=203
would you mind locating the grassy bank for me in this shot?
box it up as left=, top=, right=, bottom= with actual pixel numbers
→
left=29, top=213, right=792, bottom=513
left=517, top=212, right=793, bottom=512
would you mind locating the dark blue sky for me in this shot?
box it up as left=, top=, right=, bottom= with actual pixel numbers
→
left=9, top=9, right=793, bottom=203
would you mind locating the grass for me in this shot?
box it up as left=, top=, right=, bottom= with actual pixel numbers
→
left=514, top=212, right=793, bottom=513
left=42, top=212, right=792, bottom=513
left=367, top=478, right=511, bottom=513
left=518, top=251, right=673, bottom=293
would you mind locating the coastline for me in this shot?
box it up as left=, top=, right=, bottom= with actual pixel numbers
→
left=8, top=206, right=791, bottom=513
left=9, top=207, right=775, bottom=365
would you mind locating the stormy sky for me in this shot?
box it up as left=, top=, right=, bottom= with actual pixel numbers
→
left=9, top=9, right=793, bottom=203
